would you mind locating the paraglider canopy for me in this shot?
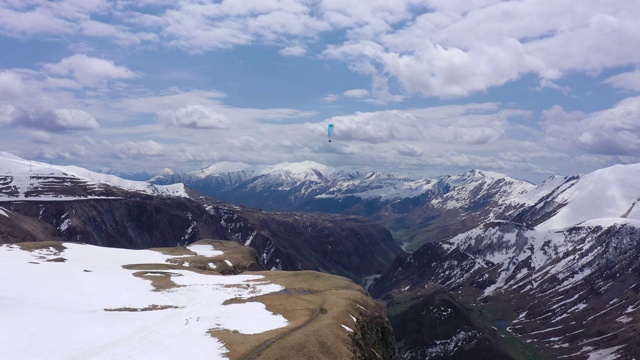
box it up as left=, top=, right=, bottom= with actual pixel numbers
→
left=328, top=124, right=334, bottom=142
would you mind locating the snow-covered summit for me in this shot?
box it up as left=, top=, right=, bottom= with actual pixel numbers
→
left=0, top=152, right=188, bottom=201
left=534, top=163, right=640, bottom=230
left=258, top=161, right=336, bottom=182
left=431, top=169, right=535, bottom=211
left=189, top=161, right=254, bottom=178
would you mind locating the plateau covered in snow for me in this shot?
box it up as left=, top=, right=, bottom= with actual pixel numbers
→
left=0, top=241, right=287, bottom=359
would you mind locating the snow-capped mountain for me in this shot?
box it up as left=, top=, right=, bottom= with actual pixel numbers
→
left=151, top=161, right=537, bottom=249
left=0, top=152, right=400, bottom=282
left=0, top=152, right=188, bottom=201
left=511, top=163, right=640, bottom=230
left=371, top=163, right=640, bottom=359
left=151, top=161, right=444, bottom=208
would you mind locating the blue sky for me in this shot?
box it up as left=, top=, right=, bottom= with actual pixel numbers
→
left=1, top=0, right=640, bottom=183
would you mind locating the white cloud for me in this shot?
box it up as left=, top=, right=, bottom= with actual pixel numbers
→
left=0, top=104, right=15, bottom=125
left=44, top=54, right=138, bottom=88
left=541, top=97, right=640, bottom=156
left=159, top=1, right=330, bottom=52
left=115, top=140, right=165, bottom=158
left=279, top=45, right=306, bottom=57
left=321, top=93, right=339, bottom=103
left=51, top=109, right=100, bottom=131
left=24, top=130, right=52, bottom=144
left=3, top=1, right=639, bottom=101
left=10, top=108, right=99, bottom=132
left=324, top=1, right=640, bottom=98
left=157, top=105, right=230, bottom=129
left=343, top=88, right=369, bottom=98
left=0, top=5, right=75, bottom=36
left=604, top=69, right=640, bottom=92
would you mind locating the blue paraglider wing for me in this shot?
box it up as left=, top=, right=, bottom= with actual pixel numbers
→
left=328, top=124, right=334, bottom=138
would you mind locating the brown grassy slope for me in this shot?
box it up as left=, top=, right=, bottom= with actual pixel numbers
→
left=212, top=270, right=392, bottom=360
left=7, top=239, right=396, bottom=359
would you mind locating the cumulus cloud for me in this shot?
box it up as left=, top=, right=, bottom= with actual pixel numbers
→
left=44, top=54, right=138, bottom=88
left=3, top=1, right=639, bottom=100
left=323, top=1, right=640, bottom=98
left=542, top=98, right=640, bottom=156
left=279, top=45, right=306, bottom=56
left=317, top=104, right=518, bottom=145
left=321, top=93, right=339, bottom=103
left=157, top=105, right=230, bottom=129
left=10, top=108, right=99, bottom=132
left=158, top=1, right=330, bottom=52
left=343, top=88, right=369, bottom=98
left=0, top=1, right=154, bottom=45
left=115, top=140, right=165, bottom=158
left=604, top=69, right=640, bottom=92
left=396, top=143, right=423, bottom=157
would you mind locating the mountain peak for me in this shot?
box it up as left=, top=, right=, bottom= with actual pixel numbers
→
left=0, top=152, right=188, bottom=200
left=190, top=161, right=253, bottom=178
left=259, top=161, right=335, bottom=181
left=536, top=162, right=640, bottom=230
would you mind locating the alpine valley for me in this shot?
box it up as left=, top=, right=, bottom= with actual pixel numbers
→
left=150, top=159, right=640, bottom=359
left=3, top=151, right=640, bottom=359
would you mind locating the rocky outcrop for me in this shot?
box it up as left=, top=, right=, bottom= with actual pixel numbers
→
left=350, top=301, right=398, bottom=360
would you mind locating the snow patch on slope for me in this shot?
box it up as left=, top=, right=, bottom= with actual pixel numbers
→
left=0, top=242, right=287, bottom=359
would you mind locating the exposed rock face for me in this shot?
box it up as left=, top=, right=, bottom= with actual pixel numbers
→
left=371, top=220, right=640, bottom=358
left=2, top=196, right=228, bottom=249
left=218, top=209, right=400, bottom=280
left=350, top=301, right=398, bottom=360
left=386, top=287, right=515, bottom=360
left=0, top=194, right=401, bottom=282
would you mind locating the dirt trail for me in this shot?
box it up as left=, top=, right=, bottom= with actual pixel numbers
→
left=243, top=304, right=326, bottom=360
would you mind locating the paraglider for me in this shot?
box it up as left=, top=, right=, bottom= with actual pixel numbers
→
left=328, top=123, right=334, bottom=142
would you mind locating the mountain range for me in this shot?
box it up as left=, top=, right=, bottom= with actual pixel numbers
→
left=150, top=158, right=640, bottom=358
left=4, top=151, right=640, bottom=359
left=149, top=161, right=537, bottom=251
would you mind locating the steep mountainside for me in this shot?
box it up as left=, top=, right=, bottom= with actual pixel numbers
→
left=371, top=163, right=640, bottom=359
left=0, top=153, right=401, bottom=282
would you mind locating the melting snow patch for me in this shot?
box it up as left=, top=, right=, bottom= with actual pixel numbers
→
left=224, top=260, right=233, bottom=267
left=187, top=244, right=223, bottom=257
left=58, top=218, right=71, bottom=232
left=586, top=345, right=625, bottom=360
left=624, top=301, right=640, bottom=313
left=341, top=325, right=353, bottom=332
left=422, top=329, right=478, bottom=357
left=616, top=315, right=632, bottom=324
left=526, top=325, right=564, bottom=335
left=244, top=231, right=257, bottom=246
left=350, top=315, right=357, bottom=323
left=0, top=207, right=8, bottom=217
left=209, top=263, right=216, bottom=269
left=568, top=302, right=588, bottom=314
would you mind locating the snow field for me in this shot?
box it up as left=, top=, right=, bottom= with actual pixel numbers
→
left=0, top=243, right=287, bottom=360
